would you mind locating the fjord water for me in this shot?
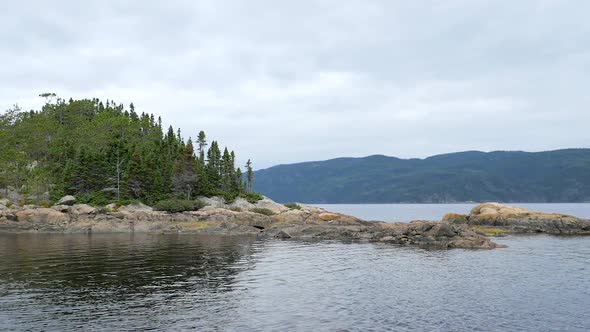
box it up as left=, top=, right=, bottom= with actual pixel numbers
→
left=0, top=205, right=589, bottom=331
left=315, top=202, right=590, bottom=222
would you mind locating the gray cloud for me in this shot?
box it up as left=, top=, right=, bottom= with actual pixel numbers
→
left=1, top=0, right=589, bottom=169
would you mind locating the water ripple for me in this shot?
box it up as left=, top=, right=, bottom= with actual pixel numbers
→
left=0, top=233, right=588, bottom=331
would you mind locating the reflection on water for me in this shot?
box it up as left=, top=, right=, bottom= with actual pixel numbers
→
left=0, top=233, right=589, bottom=331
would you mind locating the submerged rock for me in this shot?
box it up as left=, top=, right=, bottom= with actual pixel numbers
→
left=443, top=202, right=590, bottom=235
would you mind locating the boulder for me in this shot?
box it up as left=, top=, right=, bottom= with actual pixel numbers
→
left=119, top=202, right=153, bottom=212
left=105, top=203, right=119, bottom=212
left=254, top=197, right=289, bottom=214
left=227, top=197, right=255, bottom=211
left=0, top=198, right=10, bottom=206
left=70, top=204, right=96, bottom=215
left=15, top=208, right=69, bottom=223
left=57, top=195, right=77, bottom=206
left=51, top=205, right=71, bottom=213
left=445, top=202, right=590, bottom=235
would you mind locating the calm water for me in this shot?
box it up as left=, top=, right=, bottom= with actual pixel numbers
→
left=314, top=203, right=590, bottom=222
left=0, top=205, right=589, bottom=331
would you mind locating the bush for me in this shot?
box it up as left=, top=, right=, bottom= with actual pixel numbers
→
left=250, top=207, right=275, bottom=216
left=78, top=192, right=111, bottom=207
left=240, top=192, right=264, bottom=204
left=154, top=199, right=206, bottom=213
left=284, top=202, right=302, bottom=210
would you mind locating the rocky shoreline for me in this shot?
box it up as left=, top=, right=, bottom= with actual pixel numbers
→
left=0, top=196, right=502, bottom=250
left=443, top=202, right=590, bottom=235
left=3, top=197, right=588, bottom=249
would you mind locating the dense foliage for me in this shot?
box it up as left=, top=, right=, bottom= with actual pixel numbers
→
left=0, top=96, right=256, bottom=205
left=255, top=150, right=590, bottom=203
left=153, top=199, right=206, bottom=213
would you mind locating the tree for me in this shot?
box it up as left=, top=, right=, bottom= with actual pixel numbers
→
left=173, top=138, right=197, bottom=199
left=246, top=159, right=253, bottom=192
left=197, top=131, right=207, bottom=161
left=0, top=96, right=253, bottom=205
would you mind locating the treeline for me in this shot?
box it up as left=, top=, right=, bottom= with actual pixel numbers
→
left=0, top=95, right=258, bottom=206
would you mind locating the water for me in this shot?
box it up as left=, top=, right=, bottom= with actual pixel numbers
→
left=0, top=205, right=589, bottom=331
left=314, top=203, right=590, bottom=222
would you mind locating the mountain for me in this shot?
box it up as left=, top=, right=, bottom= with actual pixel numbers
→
left=253, top=149, right=590, bottom=203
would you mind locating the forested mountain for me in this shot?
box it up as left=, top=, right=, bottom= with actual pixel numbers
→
left=254, top=150, right=590, bottom=203
left=0, top=95, right=256, bottom=206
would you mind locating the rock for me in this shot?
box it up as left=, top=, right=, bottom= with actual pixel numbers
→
left=51, top=205, right=70, bottom=212
left=0, top=195, right=502, bottom=250
left=105, top=203, right=119, bottom=212
left=227, top=197, right=255, bottom=211
left=254, top=197, right=289, bottom=214
left=446, top=202, right=590, bottom=235
left=274, top=230, right=292, bottom=239
left=120, top=202, right=153, bottom=212
left=318, top=212, right=339, bottom=221
left=15, top=208, right=69, bottom=223
left=272, top=209, right=309, bottom=224
left=57, top=195, right=77, bottom=206
left=70, top=204, right=96, bottom=215
left=442, top=213, right=469, bottom=224
left=0, top=198, right=10, bottom=206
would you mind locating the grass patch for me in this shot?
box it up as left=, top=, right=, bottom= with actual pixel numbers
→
left=284, top=202, right=302, bottom=210
left=472, top=226, right=508, bottom=236
left=250, top=207, right=275, bottom=216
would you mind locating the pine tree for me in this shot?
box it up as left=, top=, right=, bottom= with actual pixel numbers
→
left=246, top=159, right=253, bottom=193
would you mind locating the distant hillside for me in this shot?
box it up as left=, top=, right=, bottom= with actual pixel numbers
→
left=254, top=149, right=590, bottom=203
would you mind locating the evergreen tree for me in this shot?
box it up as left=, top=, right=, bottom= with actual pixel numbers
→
left=246, top=159, right=253, bottom=193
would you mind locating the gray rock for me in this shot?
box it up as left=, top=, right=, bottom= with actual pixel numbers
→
left=119, top=202, right=153, bottom=212
left=70, top=204, right=96, bottom=215
left=51, top=205, right=71, bottom=213
left=274, top=230, right=292, bottom=239
left=254, top=197, right=289, bottom=214
left=57, top=195, right=77, bottom=206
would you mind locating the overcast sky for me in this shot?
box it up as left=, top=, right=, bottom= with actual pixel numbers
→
left=2, top=1, right=589, bottom=169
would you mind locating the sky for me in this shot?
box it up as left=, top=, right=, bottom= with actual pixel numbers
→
left=1, top=1, right=589, bottom=169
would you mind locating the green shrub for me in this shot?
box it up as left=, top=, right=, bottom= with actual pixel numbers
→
left=116, top=199, right=142, bottom=206
left=284, top=202, right=302, bottom=210
left=78, top=192, right=111, bottom=207
left=240, top=192, right=264, bottom=204
left=250, top=207, right=275, bottom=216
left=154, top=199, right=206, bottom=213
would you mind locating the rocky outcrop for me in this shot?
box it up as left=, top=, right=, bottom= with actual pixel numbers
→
left=0, top=197, right=503, bottom=249
left=443, top=202, right=590, bottom=235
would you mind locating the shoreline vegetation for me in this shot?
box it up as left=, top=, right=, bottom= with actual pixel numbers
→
left=1, top=195, right=589, bottom=249
left=1, top=96, right=589, bottom=249
left=0, top=95, right=258, bottom=208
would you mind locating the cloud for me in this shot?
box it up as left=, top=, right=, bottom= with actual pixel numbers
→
left=1, top=0, right=589, bottom=168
